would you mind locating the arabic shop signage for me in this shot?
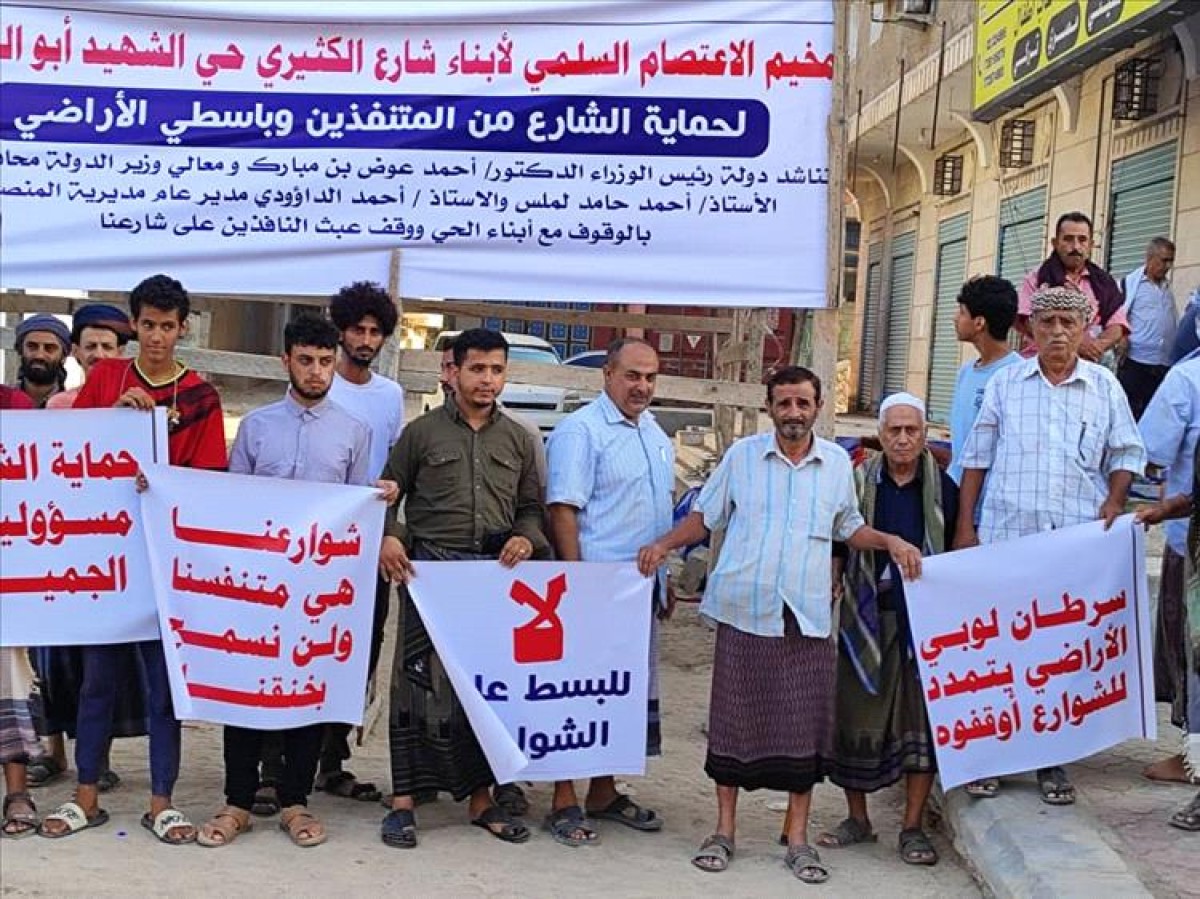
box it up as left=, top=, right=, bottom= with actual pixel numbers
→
left=973, top=0, right=1185, bottom=121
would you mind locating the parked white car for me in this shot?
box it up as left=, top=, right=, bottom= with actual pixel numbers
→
left=429, top=330, right=585, bottom=433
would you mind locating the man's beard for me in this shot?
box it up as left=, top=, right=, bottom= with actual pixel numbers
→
left=19, top=358, right=64, bottom=386
left=342, top=340, right=378, bottom=368
left=290, top=374, right=330, bottom=402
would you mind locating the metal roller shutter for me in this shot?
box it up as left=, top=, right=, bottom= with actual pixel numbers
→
left=883, top=230, right=917, bottom=398
left=857, top=242, right=884, bottom=411
left=1107, top=142, right=1177, bottom=279
left=997, top=186, right=1048, bottom=350
left=927, top=214, right=970, bottom=424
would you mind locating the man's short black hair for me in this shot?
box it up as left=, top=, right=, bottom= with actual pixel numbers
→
left=957, top=275, right=1018, bottom=341
left=129, top=274, right=190, bottom=321
left=284, top=314, right=340, bottom=353
left=1055, top=211, right=1093, bottom=237
left=328, top=281, right=398, bottom=337
left=766, top=365, right=821, bottom=404
left=452, top=328, right=508, bottom=366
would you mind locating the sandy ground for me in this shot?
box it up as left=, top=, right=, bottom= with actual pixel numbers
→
left=0, top=602, right=981, bottom=898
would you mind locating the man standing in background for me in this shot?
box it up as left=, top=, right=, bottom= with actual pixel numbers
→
left=1117, top=237, right=1177, bottom=420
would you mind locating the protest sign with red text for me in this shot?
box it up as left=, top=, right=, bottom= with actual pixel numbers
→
left=407, top=561, right=652, bottom=783
left=138, top=463, right=385, bottom=729
left=0, top=408, right=167, bottom=646
left=905, top=516, right=1155, bottom=790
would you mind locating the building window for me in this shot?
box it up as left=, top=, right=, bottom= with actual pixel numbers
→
left=999, top=119, right=1035, bottom=169
left=934, top=154, right=964, bottom=196
left=1113, top=57, right=1161, bottom=121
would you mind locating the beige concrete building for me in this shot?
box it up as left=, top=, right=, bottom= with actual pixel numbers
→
left=844, top=0, right=1199, bottom=424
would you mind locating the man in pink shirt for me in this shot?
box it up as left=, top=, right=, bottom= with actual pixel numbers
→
left=1016, top=212, right=1128, bottom=362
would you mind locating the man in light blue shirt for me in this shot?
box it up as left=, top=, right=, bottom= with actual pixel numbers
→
left=637, top=366, right=921, bottom=884
left=200, top=314, right=393, bottom=849
left=544, top=338, right=674, bottom=846
left=1118, top=237, right=1177, bottom=420
left=1135, top=353, right=1200, bottom=785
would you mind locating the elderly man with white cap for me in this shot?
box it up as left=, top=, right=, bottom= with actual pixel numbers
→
left=822, top=392, right=957, bottom=866
left=953, top=285, right=1146, bottom=805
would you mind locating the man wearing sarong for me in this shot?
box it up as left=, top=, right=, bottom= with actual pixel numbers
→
left=377, top=328, right=549, bottom=849
left=954, top=285, right=1145, bottom=805
left=543, top=338, right=673, bottom=846
left=637, top=366, right=922, bottom=884
left=40, top=274, right=227, bottom=844
left=1, top=648, right=41, bottom=838
left=821, top=393, right=956, bottom=866
left=195, top=314, right=392, bottom=849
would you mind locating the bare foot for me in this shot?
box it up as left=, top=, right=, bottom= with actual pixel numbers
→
left=1143, top=755, right=1197, bottom=784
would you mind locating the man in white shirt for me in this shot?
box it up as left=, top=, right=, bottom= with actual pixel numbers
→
left=1118, top=237, right=1177, bottom=420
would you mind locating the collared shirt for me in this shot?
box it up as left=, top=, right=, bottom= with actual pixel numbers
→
left=546, top=391, right=675, bottom=563
left=1139, top=357, right=1200, bottom=555
left=870, top=464, right=959, bottom=591
left=229, top=392, right=372, bottom=486
left=329, top=372, right=405, bottom=480
left=1122, top=265, right=1177, bottom=366
left=696, top=432, right=865, bottom=638
left=948, top=351, right=1022, bottom=484
left=1018, top=265, right=1130, bottom=356
left=960, top=356, right=1146, bottom=543
left=382, top=399, right=548, bottom=555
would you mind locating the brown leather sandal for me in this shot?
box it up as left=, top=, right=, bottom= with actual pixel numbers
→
left=197, top=805, right=253, bottom=848
left=279, top=805, right=326, bottom=847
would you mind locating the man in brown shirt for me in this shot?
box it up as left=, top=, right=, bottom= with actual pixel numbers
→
left=378, top=328, right=547, bottom=850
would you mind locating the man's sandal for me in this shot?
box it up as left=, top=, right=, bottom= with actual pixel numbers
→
left=494, top=783, right=530, bottom=817
left=279, top=805, right=326, bottom=847
left=26, top=757, right=66, bottom=788
left=691, top=833, right=734, bottom=872
left=141, top=808, right=197, bottom=845
left=586, top=794, right=662, bottom=831
left=543, top=805, right=599, bottom=847
left=1168, top=793, right=1200, bottom=831
left=1037, top=767, right=1076, bottom=806
left=816, top=816, right=878, bottom=848
left=37, top=801, right=109, bottom=838
left=381, top=808, right=418, bottom=849
left=252, top=784, right=280, bottom=816
left=471, top=805, right=530, bottom=843
left=898, top=827, right=939, bottom=865
left=197, top=806, right=253, bottom=848
left=1, top=792, right=39, bottom=839
left=964, top=778, right=1000, bottom=798
left=315, top=770, right=381, bottom=802
left=785, top=844, right=831, bottom=884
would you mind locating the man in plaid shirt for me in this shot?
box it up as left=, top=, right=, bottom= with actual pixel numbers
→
left=953, top=284, right=1146, bottom=805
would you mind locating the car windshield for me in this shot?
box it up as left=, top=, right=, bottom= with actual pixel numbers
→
left=508, top=346, right=560, bottom=365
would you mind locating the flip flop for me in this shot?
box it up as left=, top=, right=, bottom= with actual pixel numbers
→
left=816, top=816, right=878, bottom=848
left=785, top=843, right=830, bottom=884
left=141, top=808, right=197, bottom=845
left=543, top=805, right=599, bottom=848
left=586, top=794, right=662, bottom=832
left=471, top=805, right=530, bottom=844
left=691, top=833, right=734, bottom=873
left=38, top=801, right=109, bottom=838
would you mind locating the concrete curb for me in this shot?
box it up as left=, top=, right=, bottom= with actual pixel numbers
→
left=940, top=781, right=1153, bottom=898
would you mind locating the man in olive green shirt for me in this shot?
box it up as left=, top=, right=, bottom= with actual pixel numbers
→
left=378, top=328, right=548, bottom=850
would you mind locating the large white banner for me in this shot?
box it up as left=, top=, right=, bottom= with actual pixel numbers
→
left=0, top=1, right=832, bottom=307
left=905, top=517, right=1156, bottom=790
left=0, top=408, right=167, bottom=646
left=139, top=464, right=385, bottom=729
left=407, top=560, right=651, bottom=783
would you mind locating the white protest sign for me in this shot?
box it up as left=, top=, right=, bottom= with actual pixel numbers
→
left=0, top=408, right=167, bottom=646
left=407, top=560, right=651, bottom=783
left=139, top=464, right=385, bottom=729
left=905, top=516, right=1155, bottom=790
left=0, top=1, right=832, bottom=308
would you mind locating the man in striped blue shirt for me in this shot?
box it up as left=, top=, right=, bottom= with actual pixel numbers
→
left=638, top=366, right=921, bottom=885
left=544, top=338, right=674, bottom=846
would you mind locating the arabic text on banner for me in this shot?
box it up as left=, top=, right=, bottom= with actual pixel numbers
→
left=0, top=1, right=833, bottom=307
left=0, top=408, right=167, bottom=646
left=138, top=464, right=385, bottom=729
left=407, top=560, right=652, bottom=784
left=904, top=516, right=1156, bottom=791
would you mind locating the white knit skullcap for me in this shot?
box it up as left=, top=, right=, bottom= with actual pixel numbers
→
left=879, top=392, right=926, bottom=424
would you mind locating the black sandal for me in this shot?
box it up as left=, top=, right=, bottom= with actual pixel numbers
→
left=381, top=808, right=418, bottom=849
left=1037, top=766, right=1076, bottom=806
left=898, top=827, right=939, bottom=865
left=471, top=805, right=530, bottom=843
left=543, top=805, right=599, bottom=847
left=317, top=770, right=383, bottom=803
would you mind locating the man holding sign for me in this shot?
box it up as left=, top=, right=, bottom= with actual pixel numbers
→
left=638, top=366, right=922, bottom=885
left=195, top=314, right=391, bottom=849
left=543, top=338, right=674, bottom=846
left=377, top=328, right=549, bottom=849
left=954, top=285, right=1146, bottom=804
